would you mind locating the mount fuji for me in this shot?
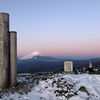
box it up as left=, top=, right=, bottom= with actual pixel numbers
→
left=19, top=51, right=59, bottom=61
left=18, top=51, right=63, bottom=73
left=19, top=51, right=44, bottom=60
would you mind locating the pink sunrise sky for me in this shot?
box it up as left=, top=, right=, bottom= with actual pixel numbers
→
left=1, top=0, right=100, bottom=59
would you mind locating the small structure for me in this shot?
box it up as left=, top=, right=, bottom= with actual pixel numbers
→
left=88, top=61, right=93, bottom=72
left=89, top=61, right=92, bottom=68
left=64, top=61, right=73, bottom=72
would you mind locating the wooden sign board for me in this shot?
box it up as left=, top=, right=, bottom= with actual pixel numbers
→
left=64, top=61, right=73, bottom=71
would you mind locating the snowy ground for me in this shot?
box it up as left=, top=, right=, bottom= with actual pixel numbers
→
left=0, top=73, right=100, bottom=100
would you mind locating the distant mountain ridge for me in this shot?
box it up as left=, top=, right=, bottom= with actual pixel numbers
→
left=17, top=52, right=100, bottom=73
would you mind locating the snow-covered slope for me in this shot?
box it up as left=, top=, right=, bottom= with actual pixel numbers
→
left=19, top=51, right=44, bottom=60
left=1, top=73, right=100, bottom=100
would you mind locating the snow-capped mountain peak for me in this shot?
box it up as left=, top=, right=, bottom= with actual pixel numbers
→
left=30, top=51, right=43, bottom=56
left=19, top=51, right=43, bottom=60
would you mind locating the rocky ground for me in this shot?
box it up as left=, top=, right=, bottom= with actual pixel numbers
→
left=0, top=72, right=100, bottom=100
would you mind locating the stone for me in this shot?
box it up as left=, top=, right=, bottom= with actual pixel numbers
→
left=10, top=31, right=17, bottom=87
left=0, top=12, right=17, bottom=89
left=0, top=13, right=10, bottom=88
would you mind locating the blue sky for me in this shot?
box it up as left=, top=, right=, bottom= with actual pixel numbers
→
left=0, top=0, right=100, bottom=59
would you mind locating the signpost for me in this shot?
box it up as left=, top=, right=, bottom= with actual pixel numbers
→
left=64, top=61, right=73, bottom=72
